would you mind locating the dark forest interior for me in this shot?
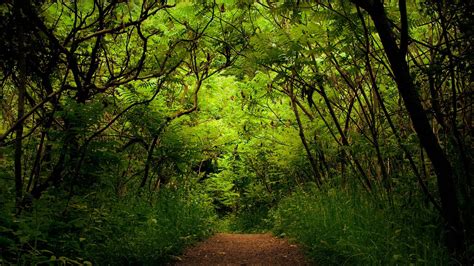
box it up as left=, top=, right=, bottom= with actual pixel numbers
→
left=0, top=1, right=472, bottom=264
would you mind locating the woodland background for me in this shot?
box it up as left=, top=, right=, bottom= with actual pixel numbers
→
left=0, top=0, right=472, bottom=264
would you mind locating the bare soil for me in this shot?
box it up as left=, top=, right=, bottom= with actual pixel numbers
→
left=172, top=233, right=311, bottom=265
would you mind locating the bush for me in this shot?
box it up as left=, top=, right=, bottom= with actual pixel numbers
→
left=83, top=188, right=216, bottom=264
left=272, top=186, right=450, bottom=265
left=222, top=204, right=273, bottom=233
left=0, top=187, right=216, bottom=265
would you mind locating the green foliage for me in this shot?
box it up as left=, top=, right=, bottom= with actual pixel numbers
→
left=0, top=0, right=471, bottom=264
left=205, top=170, right=240, bottom=212
left=272, top=185, right=450, bottom=265
left=225, top=204, right=273, bottom=233
left=0, top=188, right=215, bottom=265
left=83, top=188, right=215, bottom=264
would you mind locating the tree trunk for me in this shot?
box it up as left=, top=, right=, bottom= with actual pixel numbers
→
left=14, top=74, right=25, bottom=214
left=288, top=85, right=322, bottom=185
left=353, top=0, right=464, bottom=253
left=14, top=1, right=27, bottom=214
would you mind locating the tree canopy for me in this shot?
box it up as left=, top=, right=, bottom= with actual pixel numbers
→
left=0, top=0, right=472, bottom=264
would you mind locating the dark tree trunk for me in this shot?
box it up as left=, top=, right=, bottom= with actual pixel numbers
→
left=141, top=135, right=160, bottom=189
left=288, top=85, right=322, bottom=185
left=14, top=74, right=25, bottom=213
left=14, top=1, right=27, bottom=213
left=352, top=0, right=465, bottom=253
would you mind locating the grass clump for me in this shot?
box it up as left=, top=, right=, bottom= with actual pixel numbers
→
left=83, top=188, right=216, bottom=264
left=0, top=187, right=216, bottom=265
left=272, top=186, right=450, bottom=265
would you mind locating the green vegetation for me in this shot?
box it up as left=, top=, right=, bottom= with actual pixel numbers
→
left=0, top=0, right=472, bottom=265
left=273, top=186, right=449, bottom=265
left=0, top=187, right=214, bottom=264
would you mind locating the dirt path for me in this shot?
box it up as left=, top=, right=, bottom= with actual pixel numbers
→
left=172, top=233, right=311, bottom=265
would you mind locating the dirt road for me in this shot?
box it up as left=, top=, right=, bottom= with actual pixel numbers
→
left=172, top=233, right=311, bottom=265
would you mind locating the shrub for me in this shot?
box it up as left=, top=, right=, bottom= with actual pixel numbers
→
left=84, top=188, right=215, bottom=264
left=0, top=187, right=216, bottom=265
left=272, top=186, right=450, bottom=265
left=224, top=204, right=273, bottom=233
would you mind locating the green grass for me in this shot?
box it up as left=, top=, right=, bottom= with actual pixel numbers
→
left=81, top=188, right=216, bottom=264
left=0, top=188, right=216, bottom=265
left=271, top=186, right=450, bottom=265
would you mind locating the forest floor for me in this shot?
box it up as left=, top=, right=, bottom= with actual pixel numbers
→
left=171, top=233, right=311, bottom=265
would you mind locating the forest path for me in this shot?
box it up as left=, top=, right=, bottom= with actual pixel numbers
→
left=172, top=233, right=311, bottom=265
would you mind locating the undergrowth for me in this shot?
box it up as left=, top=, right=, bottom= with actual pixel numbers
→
left=218, top=204, right=273, bottom=233
left=0, top=187, right=216, bottom=265
left=272, top=185, right=450, bottom=265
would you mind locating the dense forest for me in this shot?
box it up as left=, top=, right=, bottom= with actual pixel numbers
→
left=0, top=0, right=472, bottom=264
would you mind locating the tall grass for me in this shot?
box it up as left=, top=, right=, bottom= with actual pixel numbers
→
left=82, top=188, right=216, bottom=264
left=272, top=186, right=450, bottom=265
left=0, top=187, right=216, bottom=265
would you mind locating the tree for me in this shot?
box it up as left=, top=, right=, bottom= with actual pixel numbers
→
left=351, top=0, right=465, bottom=253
